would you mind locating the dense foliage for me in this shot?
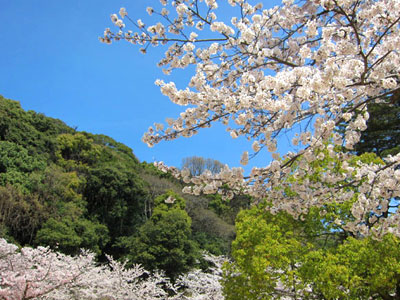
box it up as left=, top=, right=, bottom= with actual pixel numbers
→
left=118, top=191, right=200, bottom=280
left=0, top=96, right=235, bottom=277
left=353, top=101, right=400, bottom=157
left=223, top=201, right=400, bottom=299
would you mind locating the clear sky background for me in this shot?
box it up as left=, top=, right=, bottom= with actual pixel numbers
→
left=0, top=0, right=283, bottom=173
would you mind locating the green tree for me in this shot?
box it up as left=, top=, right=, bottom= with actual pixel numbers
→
left=301, top=234, right=400, bottom=299
left=55, top=133, right=102, bottom=170
left=0, top=185, right=48, bottom=245
left=222, top=147, right=400, bottom=299
left=35, top=214, right=109, bottom=256
left=90, top=133, right=139, bottom=161
left=84, top=165, right=147, bottom=240
left=354, top=101, right=400, bottom=157
left=119, top=191, right=199, bottom=280
left=0, top=96, right=73, bottom=159
left=336, top=95, right=400, bottom=159
left=223, top=206, right=312, bottom=300
left=0, top=141, right=45, bottom=191
left=223, top=200, right=400, bottom=300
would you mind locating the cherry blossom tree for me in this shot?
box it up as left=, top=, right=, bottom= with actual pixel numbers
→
left=176, top=252, right=225, bottom=300
left=0, top=238, right=225, bottom=300
left=0, top=238, right=176, bottom=300
left=102, top=0, right=400, bottom=238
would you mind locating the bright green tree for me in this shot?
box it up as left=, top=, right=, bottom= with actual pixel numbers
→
left=222, top=146, right=400, bottom=299
left=55, top=133, right=102, bottom=170
left=0, top=96, right=74, bottom=159
left=223, top=200, right=400, bottom=300
left=223, top=206, right=312, bottom=300
left=300, top=234, right=400, bottom=299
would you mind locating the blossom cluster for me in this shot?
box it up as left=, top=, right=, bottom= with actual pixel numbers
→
left=176, top=252, right=225, bottom=300
left=102, top=0, right=400, bottom=237
left=0, top=239, right=224, bottom=300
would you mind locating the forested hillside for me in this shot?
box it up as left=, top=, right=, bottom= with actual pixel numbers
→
left=0, top=95, right=241, bottom=278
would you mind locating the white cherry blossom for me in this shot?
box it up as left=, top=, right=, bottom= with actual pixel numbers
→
left=103, top=0, right=400, bottom=237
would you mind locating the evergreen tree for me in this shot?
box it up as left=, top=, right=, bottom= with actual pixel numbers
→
left=118, top=191, right=199, bottom=280
left=354, top=99, right=400, bottom=157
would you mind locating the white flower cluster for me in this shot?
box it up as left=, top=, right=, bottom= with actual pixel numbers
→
left=103, top=0, right=400, bottom=237
left=0, top=239, right=225, bottom=300
left=176, top=252, right=226, bottom=300
left=0, top=239, right=173, bottom=299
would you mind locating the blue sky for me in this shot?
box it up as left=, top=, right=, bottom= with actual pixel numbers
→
left=0, top=0, right=283, bottom=173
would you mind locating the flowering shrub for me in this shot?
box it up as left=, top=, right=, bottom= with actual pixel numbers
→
left=102, top=0, right=400, bottom=238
